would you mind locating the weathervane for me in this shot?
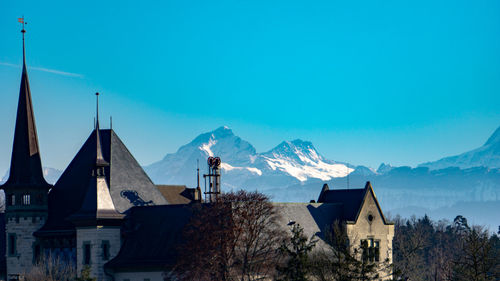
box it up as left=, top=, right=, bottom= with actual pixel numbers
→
left=18, top=16, right=26, bottom=33
left=18, top=16, right=27, bottom=62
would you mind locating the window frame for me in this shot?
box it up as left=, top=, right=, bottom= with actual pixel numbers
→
left=22, top=194, right=31, bottom=205
left=102, top=240, right=110, bottom=260
left=8, top=233, right=17, bottom=257
left=83, top=241, right=92, bottom=265
left=361, top=238, right=380, bottom=262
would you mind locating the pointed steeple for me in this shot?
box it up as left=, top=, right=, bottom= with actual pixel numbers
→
left=95, top=92, right=108, bottom=168
left=5, top=21, right=48, bottom=187
left=68, top=93, right=122, bottom=225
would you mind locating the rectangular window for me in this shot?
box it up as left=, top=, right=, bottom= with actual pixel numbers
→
left=83, top=243, right=91, bottom=265
left=102, top=240, right=110, bottom=260
left=7, top=194, right=15, bottom=206
left=22, top=194, right=30, bottom=205
left=33, top=244, right=41, bottom=264
left=361, top=238, right=380, bottom=262
left=8, top=234, right=16, bottom=256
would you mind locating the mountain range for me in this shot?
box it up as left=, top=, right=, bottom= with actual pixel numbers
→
left=145, top=126, right=356, bottom=191
left=145, top=125, right=500, bottom=230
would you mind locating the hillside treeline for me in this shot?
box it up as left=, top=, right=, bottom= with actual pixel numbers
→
left=393, top=215, right=500, bottom=281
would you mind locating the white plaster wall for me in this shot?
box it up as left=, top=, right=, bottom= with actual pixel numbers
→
left=76, top=226, right=121, bottom=281
left=346, top=192, right=394, bottom=280
left=6, top=216, right=45, bottom=278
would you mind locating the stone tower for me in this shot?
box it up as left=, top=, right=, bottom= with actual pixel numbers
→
left=1, top=25, right=52, bottom=279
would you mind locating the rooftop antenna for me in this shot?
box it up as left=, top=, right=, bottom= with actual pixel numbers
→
left=110, top=116, right=113, bottom=130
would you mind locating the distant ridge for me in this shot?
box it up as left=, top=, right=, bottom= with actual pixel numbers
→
left=419, top=125, right=500, bottom=170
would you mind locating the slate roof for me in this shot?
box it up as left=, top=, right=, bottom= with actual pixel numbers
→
left=156, top=185, right=201, bottom=204
left=36, top=129, right=167, bottom=236
left=1, top=41, right=51, bottom=191
left=317, top=184, right=366, bottom=222
left=273, top=203, right=344, bottom=247
left=105, top=204, right=194, bottom=271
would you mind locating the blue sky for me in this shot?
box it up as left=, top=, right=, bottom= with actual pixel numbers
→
left=1, top=0, right=500, bottom=175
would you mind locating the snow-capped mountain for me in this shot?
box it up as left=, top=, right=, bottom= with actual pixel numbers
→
left=145, top=126, right=354, bottom=190
left=419, top=126, right=500, bottom=170
left=260, top=140, right=353, bottom=181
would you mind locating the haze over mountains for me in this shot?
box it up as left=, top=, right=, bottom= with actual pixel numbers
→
left=145, top=125, right=500, bottom=230
left=419, top=126, right=500, bottom=170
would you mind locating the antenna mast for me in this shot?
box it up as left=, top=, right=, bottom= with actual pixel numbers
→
left=203, top=156, right=221, bottom=203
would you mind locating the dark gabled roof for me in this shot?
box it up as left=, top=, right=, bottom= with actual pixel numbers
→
left=2, top=36, right=51, bottom=190
left=317, top=182, right=391, bottom=225
left=36, top=129, right=167, bottom=235
left=105, top=204, right=194, bottom=270
left=156, top=185, right=200, bottom=205
left=317, top=184, right=365, bottom=221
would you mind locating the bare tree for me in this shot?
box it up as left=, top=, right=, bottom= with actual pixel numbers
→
left=452, top=225, right=499, bottom=281
left=23, top=256, right=76, bottom=281
left=174, top=190, right=285, bottom=281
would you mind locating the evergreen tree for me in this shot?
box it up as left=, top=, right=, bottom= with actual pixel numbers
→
left=276, top=224, right=317, bottom=281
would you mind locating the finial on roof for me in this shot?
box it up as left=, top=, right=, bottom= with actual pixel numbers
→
left=364, top=181, right=372, bottom=189
left=95, top=92, right=108, bottom=167
left=196, top=159, right=200, bottom=189
left=18, top=16, right=27, bottom=66
left=96, top=92, right=100, bottom=129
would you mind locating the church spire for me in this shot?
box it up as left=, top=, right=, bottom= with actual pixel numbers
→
left=5, top=19, right=48, bottom=187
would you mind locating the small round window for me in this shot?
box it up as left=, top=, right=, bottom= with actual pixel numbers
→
left=368, top=214, right=374, bottom=222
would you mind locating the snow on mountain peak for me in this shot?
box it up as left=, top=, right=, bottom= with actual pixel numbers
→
left=146, top=127, right=354, bottom=188
left=200, top=137, right=217, bottom=157
left=263, top=139, right=353, bottom=182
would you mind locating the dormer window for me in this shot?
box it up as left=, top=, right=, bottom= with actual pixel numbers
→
left=22, top=194, right=31, bottom=205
